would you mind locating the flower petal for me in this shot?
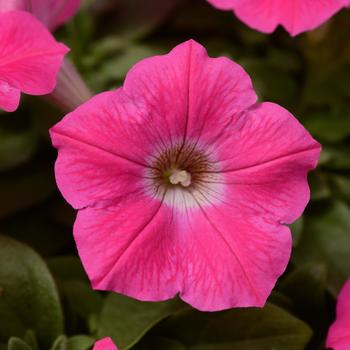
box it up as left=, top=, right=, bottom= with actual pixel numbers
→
left=50, top=90, right=159, bottom=209
left=0, top=0, right=80, bottom=30
left=326, top=279, right=350, bottom=350
left=180, top=208, right=291, bottom=311
left=74, top=196, right=181, bottom=301
left=207, top=0, right=350, bottom=36
left=207, top=102, right=321, bottom=224
left=0, top=11, right=68, bottom=111
left=0, top=0, right=29, bottom=12
left=30, top=0, right=80, bottom=31
left=0, top=81, right=20, bottom=112
left=93, top=337, right=118, bottom=350
left=123, top=39, right=257, bottom=147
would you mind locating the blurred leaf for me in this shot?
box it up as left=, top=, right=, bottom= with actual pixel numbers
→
left=98, top=294, right=187, bottom=350
left=67, top=335, right=95, bottom=350
left=303, top=112, right=350, bottom=143
left=294, top=201, right=350, bottom=295
left=7, top=338, right=31, bottom=350
left=323, top=145, right=350, bottom=169
left=23, top=331, right=38, bottom=350
left=134, top=336, right=186, bottom=350
left=47, top=256, right=102, bottom=335
left=157, top=303, right=312, bottom=350
left=308, top=172, right=332, bottom=201
left=290, top=216, right=304, bottom=246
left=278, top=264, right=328, bottom=328
left=112, top=0, right=182, bottom=40
left=47, top=256, right=87, bottom=281
left=331, top=175, right=350, bottom=202
left=102, top=45, right=156, bottom=80
left=50, top=336, right=67, bottom=350
left=87, top=45, right=158, bottom=90
left=0, top=130, right=37, bottom=172
left=242, top=59, right=297, bottom=105
left=60, top=280, right=103, bottom=333
left=0, top=236, right=63, bottom=348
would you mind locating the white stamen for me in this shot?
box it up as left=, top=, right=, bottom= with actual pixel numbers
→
left=169, top=170, right=192, bottom=187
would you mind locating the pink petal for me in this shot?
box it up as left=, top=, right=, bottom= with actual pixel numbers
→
left=326, top=279, right=350, bottom=350
left=123, top=39, right=257, bottom=146
left=93, top=337, right=118, bottom=350
left=207, top=0, right=350, bottom=36
left=50, top=90, right=156, bottom=209
left=0, top=0, right=29, bottom=12
left=0, top=11, right=69, bottom=111
left=74, top=197, right=181, bottom=301
left=209, top=102, right=321, bottom=224
left=30, top=0, right=80, bottom=31
left=180, top=209, right=292, bottom=311
left=0, top=0, right=80, bottom=30
left=0, top=81, right=20, bottom=112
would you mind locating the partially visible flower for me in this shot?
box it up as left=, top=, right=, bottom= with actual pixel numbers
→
left=0, top=0, right=80, bottom=31
left=50, top=40, right=320, bottom=311
left=93, top=338, right=118, bottom=350
left=326, top=279, right=350, bottom=350
left=0, top=11, right=68, bottom=112
left=207, top=0, right=350, bottom=36
left=0, top=1, right=91, bottom=112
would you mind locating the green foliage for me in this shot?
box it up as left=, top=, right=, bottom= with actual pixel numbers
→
left=0, top=236, right=63, bottom=348
left=97, top=294, right=187, bottom=350
left=1, top=0, right=350, bottom=349
left=154, top=303, right=312, bottom=350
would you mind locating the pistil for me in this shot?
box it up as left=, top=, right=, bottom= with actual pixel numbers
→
left=169, top=169, right=192, bottom=187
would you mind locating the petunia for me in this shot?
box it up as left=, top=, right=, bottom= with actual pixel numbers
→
left=93, top=338, right=118, bottom=350
left=326, top=279, right=350, bottom=350
left=50, top=40, right=321, bottom=311
left=0, top=11, right=68, bottom=112
left=0, top=0, right=80, bottom=31
left=0, top=1, right=89, bottom=112
left=207, top=0, right=350, bottom=36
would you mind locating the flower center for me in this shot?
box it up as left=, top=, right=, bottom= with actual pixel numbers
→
left=144, top=141, right=224, bottom=210
left=168, top=169, right=191, bottom=187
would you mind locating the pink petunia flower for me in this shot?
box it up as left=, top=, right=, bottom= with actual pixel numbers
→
left=326, top=279, right=350, bottom=350
left=93, top=338, right=118, bottom=350
left=207, top=0, right=350, bottom=36
left=50, top=40, right=321, bottom=311
left=0, top=11, right=68, bottom=112
left=0, top=0, right=80, bottom=31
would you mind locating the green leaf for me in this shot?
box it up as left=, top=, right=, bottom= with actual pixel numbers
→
left=293, top=200, right=350, bottom=295
left=47, top=256, right=103, bottom=334
left=303, top=112, right=350, bottom=143
left=47, top=256, right=88, bottom=281
left=0, top=236, right=63, bottom=347
left=134, top=336, right=186, bottom=350
left=23, top=331, right=38, bottom=350
left=158, top=304, right=312, bottom=350
left=50, top=336, right=67, bottom=350
left=308, top=172, right=331, bottom=201
left=290, top=216, right=304, bottom=246
left=98, top=294, right=187, bottom=350
left=67, top=336, right=95, bottom=350
left=7, top=338, right=31, bottom=350
left=278, top=264, right=328, bottom=328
